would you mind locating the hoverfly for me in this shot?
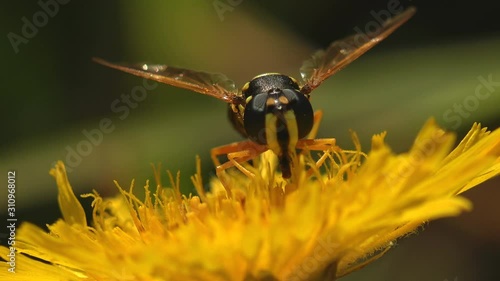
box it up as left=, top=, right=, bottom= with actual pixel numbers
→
left=94, top=7, right=415, bottom=181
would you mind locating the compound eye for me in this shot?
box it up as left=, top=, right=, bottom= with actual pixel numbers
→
left=243, top=93, right=268, bottom=145
left=282, top=89, right=314, bottom=139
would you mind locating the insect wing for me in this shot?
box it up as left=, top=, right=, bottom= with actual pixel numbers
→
left=299, top=7, right=416, bottom=95
left=93, top=57, right=239, bottom=103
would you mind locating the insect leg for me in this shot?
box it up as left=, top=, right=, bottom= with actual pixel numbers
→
left=211, top=140, right=255, bottom=166
left=296, top=138, right=338, bottom=176
left=210, top=141, right=267, bottom=194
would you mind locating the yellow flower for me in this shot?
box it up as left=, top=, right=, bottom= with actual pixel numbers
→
left=1, top=118, right=499, bottom=281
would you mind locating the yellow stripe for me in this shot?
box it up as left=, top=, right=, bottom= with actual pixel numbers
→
left=284, top=110, right=299, bottom=155
left=265, top=113, right=281, bottom=155
left=264, top=110, right=299, bottom=157
left=251, top=72, right=282, bottom=80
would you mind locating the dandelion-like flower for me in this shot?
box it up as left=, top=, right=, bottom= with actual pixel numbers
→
left=1, top=118, right=499, bottom=281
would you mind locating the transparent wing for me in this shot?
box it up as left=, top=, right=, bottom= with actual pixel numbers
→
left=93, top=57, right=240, bottom=103
left=299, top=7, right=416, bottom=95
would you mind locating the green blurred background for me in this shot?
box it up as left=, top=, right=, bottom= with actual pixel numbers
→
left=1, top=0, right=499, bottom=280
